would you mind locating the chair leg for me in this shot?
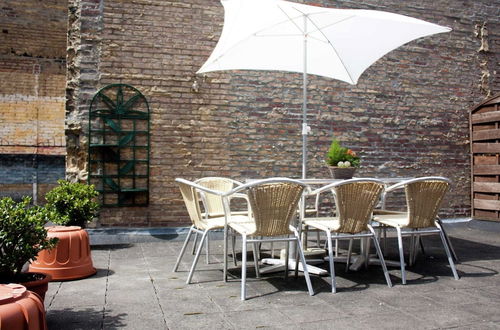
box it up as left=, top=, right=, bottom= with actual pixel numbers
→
left=303, top=225, right=309, bottom=250
left=377, top=223, right=382, bottom=241
left=412, top=230, right=420, bottom=266
left=241, top=234, right=247, bottom=301
left=173, top=225, right=194, bottom=272
left=293, top=228, right=314, bottom=296
left=326, top=231, right=336, bottom=293
left=364, top=237, right=371, bottom=269
left=368, top=225, right=392, bottom=288
left=187, top=229, right=210, bottom=284
left=191, top=231, right=198, bottom=255
left=316, top=230, right=321, bottom=248
left=294, top=238, right=300, bottom=278
left=435, top=222, right=460, bottom=280
left=231, top=230, right=238, bottom=267
left=205, top=231, right=210, bottom=264
left=284, top=238, right=290, bottom=280
left=223, top=225, right=228, bottom=282
left=335, top=234, right=339, bottom=257
left=383, top=225, right=387, bottom=254
left=346, top=238, right=353, bottom=272
left=419, top=235, right=426, bottom=258
left=409, top=233, right=415, bottom=267
left=437, top=218, right=459, bottom=262
left=396, top=226, right=406, bottom=284
left=252, top=242, right=260, bottom=279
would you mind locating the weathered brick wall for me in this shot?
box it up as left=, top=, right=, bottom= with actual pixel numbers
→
left=68, top=0, right=500, bottom=226
left=0, top=0, right=67, bottom=201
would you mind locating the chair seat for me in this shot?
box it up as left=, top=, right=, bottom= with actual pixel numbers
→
left=373, top=209, right=406, bottom=216
left=304, top=209, right=317, bottom=216
left=228, top=221, right=256, bottom=235
left=202, top=210, right=249, bottom=218
left=303, top=217, right=341, bottom=232
left=203, top=215, right=250, bottom=230
left=374, top=214, right=410, bottom=228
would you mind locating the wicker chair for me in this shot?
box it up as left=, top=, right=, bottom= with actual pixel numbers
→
left=172, top=178, right=249, bottom=284
left=193, top=177, right=250, bottom=264
left=373, top=177, right=459, bottom=284
left=303, top=179, right=392, bottom=293
left=227, top=178, right=314, bottom=300
left=195, top=177, right=249, bottom=219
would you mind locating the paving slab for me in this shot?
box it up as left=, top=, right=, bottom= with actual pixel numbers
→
left=44, top=220, right=500, bottom=329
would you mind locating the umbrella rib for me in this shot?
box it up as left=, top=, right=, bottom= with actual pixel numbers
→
left=209, top=6, right=306, bottom=65
left=307, top=13, right=356, bottom=34
left=305, top=14, right=356, bottom=84
left=277, top=4, right=305, bottom=34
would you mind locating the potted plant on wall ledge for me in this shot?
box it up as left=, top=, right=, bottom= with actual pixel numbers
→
left=326, top=139, right=361, bottom=179
left=29, top=180, right=100, bottom=281
left=0, top=197, right=59, bottom=301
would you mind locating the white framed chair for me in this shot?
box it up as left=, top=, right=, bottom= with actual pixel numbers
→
left=226, top=178, right=315, bottom=300
left=303, top=178, right=392, bottom=293
left=192, top=177, right=250, bottom=264
left=373, top=177, right=459, bottom=284
left=172, top=178, right=249, bottom=284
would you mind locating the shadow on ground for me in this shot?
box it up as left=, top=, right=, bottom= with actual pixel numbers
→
left=47, top=307, right=127, bottom=330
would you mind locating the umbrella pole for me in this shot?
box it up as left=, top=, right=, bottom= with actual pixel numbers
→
left=301, top=15, right=308, bottom=180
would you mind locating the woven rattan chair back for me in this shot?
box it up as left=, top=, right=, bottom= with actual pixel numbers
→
left=405, top=179, right=449, bottom=228
left=177, top=180, right=205, bottom=229
left=334, top=181, right=384, bottom=234
left=196, top=177, right=236, bottom=216
left=247, top=182, right=304, bottom=236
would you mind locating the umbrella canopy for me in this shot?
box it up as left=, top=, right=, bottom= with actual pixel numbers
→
left=197, top=0, right=451, bottom=178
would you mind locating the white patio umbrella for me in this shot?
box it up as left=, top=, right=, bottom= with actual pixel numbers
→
left=197, top=0, right=451, bottom=179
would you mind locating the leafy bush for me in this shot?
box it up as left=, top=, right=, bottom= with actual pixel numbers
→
left=0, top=197, right=59, bottom=282
left=45, top=180, right=100, bottom=228
left=326, top=139, right=360, bottom=168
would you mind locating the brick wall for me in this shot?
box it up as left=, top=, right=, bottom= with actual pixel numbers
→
left=67, top=0, right=500, bottom=226
left=0, top=154, right=65, bottom=202
left=0, top=0, right=67, bottom=201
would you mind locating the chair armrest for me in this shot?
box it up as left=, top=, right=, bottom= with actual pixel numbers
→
left=230, top=192, right=249, bottom=202
left=175, top=178, right=225, bottom=196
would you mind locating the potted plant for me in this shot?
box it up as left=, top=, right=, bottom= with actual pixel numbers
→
left=326, top=139, right=360, bottom=179
left=29, top=180, right=100, bottom=281
left=0, top=196, right=59, bottom=301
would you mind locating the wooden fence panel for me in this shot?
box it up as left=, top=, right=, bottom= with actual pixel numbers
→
left=471, top=94, right=500, bottom=221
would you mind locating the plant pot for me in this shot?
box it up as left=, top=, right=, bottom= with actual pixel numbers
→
left=29, top=226, right=96, bottom=281
left=13, top=272, right=51, bottom=303
left=0, top=284, right=47, bottom=330
left=328, top=166, right=356, bottom=179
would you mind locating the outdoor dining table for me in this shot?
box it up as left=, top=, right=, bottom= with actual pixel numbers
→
left=249, top=177, right=414, bottom=275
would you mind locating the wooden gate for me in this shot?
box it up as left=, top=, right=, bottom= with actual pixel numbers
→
left=470, top=93, right=500, bottom=221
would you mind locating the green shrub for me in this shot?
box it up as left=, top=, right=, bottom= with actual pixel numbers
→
left=326, top=139, right=360, bottom=167
left=0, top=197, right=59, bottom=282
left=45, top=180, right=100, bottom=228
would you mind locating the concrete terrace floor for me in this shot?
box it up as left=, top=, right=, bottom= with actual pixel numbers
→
left=44, top=220, right=500, bottom=329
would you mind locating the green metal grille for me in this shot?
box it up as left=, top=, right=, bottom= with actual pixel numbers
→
left=88, top=84, right=150, bottom=207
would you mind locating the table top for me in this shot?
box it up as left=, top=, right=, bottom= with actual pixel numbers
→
left=298, top=177, right=414, bottom=185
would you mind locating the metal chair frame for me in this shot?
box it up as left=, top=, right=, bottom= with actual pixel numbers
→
left=172, top=178, right=248, bottom=284
left=191, top=177, right=249, bottom=265
left=374, top=177, right=459, bottom=284
left=303, top=178, right=393, bottom=293
left=226, top=178, right=315, bottom=300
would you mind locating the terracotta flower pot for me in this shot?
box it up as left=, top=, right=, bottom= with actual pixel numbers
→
left=0, top=284, right=48, bottom=330
left=29, top=226, right=96, bottom=281
left=328, top=166, right=356, bottom=179
left=21, top=272, right=51, bottom=302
